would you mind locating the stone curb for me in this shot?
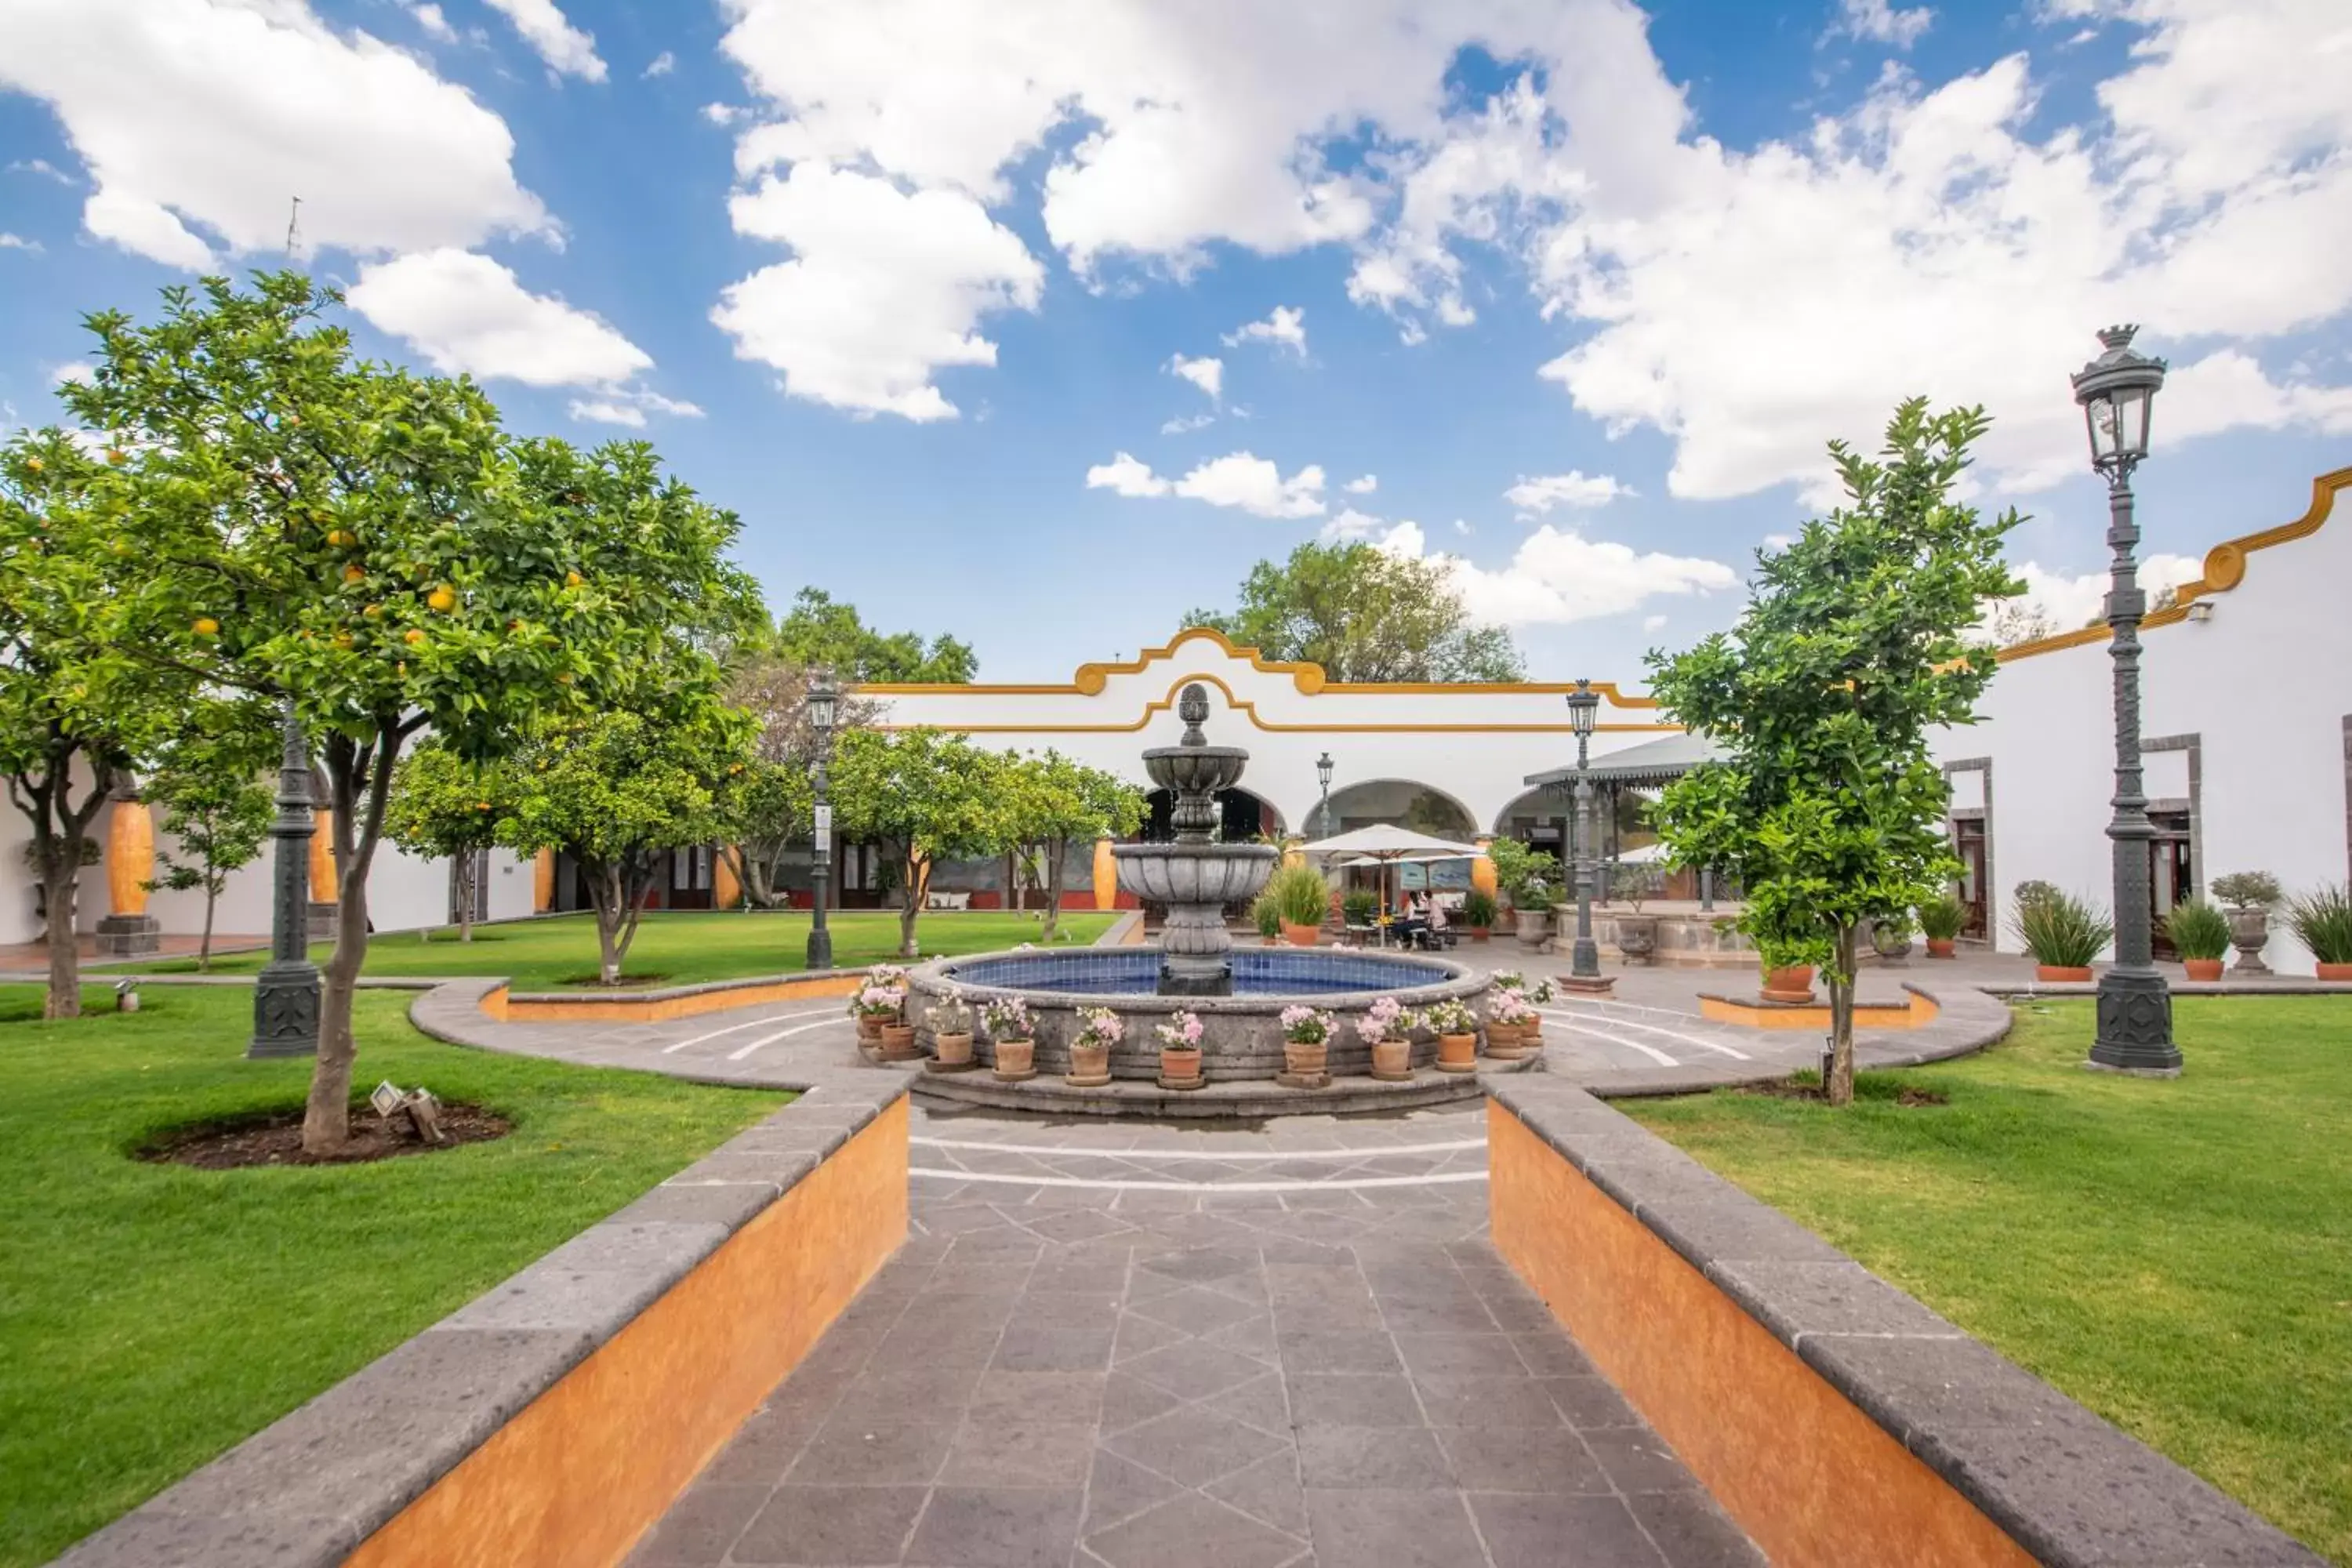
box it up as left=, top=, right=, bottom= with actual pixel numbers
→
left=914, top=1055, right=1535, bottom=1118
left=501, top=966, right=871, bottom=1007
left=48, top=1034, right=911, bottom=1568
left=1486, top=1079, right=2324, bottom=1568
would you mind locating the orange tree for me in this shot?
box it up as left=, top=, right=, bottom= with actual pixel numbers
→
left=67, top=272, right=760, bottom=1152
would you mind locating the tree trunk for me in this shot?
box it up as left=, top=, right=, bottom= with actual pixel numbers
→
left=40, top=843, right=79, bottom=1021
left=592, top=861, right=626, bottom=985
left=198, top=883, right=218, bottom=973
left=1040, top=836, right=1066, bottom=943
left=1826, top=923, right=1859, bottom=1107
left=303, top=729, right=401, bottom=1156
left=457, top=853, right=474, bottom=943
left=898, top=851, right=927, bottom=957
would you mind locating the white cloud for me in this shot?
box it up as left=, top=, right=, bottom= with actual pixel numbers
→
left=408, top=2, right=456, bottom=43
left=2010, top=553, right=2205, bottom=629
left=1160, top=412, right=1215, bottom=434
left=1087, top=449, right=1327, bottom=518
left=1168, top=353, right=1224, bottom=402
left=1319, top=506, right=1386, bottom=542
left=568, top=390, right=704, bottom=427
left=1345, top=474, right=1377, bottom=494
left=6, top=158, right=73, bottom=183
left=1503, top=470, right=1632, bottom=514
left=1835, top=0, right=1934, bottom=49
left=49, top=361, right=92, bottom=384
left=0, top=232, right=41, bottom=252
left=644, top=51, right=677, bottom=78
left=347, top=249, right=654, bottom=390
left=0, top=0, right=548, bottom=269
left=482, top=0, right=607, bottom=82
left=712, top=162, right=1044, bottom=421
left=1451, top=518, right=1473, bottom=536
left=1225, top=305, right=1308, bottom=355
left=703, top=103, right=747, bottom=125
left=1375, top=519, right=1737, bottom=625
left=1642, top=613, right=1668, bottom=632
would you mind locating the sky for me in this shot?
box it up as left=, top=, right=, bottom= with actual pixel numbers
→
left=2, top=0, right=2349, bottom=684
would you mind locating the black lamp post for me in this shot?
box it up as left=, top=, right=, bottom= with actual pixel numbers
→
left=804, top=670, right=839, bottom=973
left=2071, top=325, right=2180, bottom=1076
left=1565, top=678, right=1608, bottom=990
left=1314, top=752, right=1334, bottom=839
left=248, top=697, right=321, bottom=1058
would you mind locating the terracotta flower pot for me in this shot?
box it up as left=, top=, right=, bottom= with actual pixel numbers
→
left=1926, top=938, right=1957, bottom=959
left=2183, top=958, right=2225, bottom=982
left=1761, top=965, right=1816, bottom=1004
left=1067, top=1041, right=1112, bottom=1087
left=992, top=1038, right=1036, bottom=1081
left=1279, top=1039, right=1330, bottom=1088
left=1159, top=1045, right=1204, bottom=1091
left=2318, top=962, right=2352, bottom=982
left=877, top=1022, right=918, bottom=1060
left=933, top=1030, right=975, bottom=1067
left=1282, top=920, right=1320, bottom=948
left=1369, top=1039, right=1412, bottom=1081
left=1436, top=1032, right=1478, bottom=1073
left=856, top=1014, right=884, bottom=1044
left=1484, top=1021, right=1525, bottom=1061
left=1468, top=927, right=1491, bottom=944
left=2035, top=964, right=2093, bottom=982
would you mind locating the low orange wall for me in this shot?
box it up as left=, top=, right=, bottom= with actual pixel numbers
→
left=497, top=972, right=863, bottom=1025
left=1487, top=1102, right=2032, bottom=1568
left=345, top=1098, right=909, bottom=1568
left=1698, top=991, right=1937, bottom=1030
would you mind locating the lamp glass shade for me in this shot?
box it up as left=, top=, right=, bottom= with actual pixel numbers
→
left=807, top=677, right=837, bottom=734
left=1316, top=753, right=1334, bottom=789
left=2082, top=386, right=2153, bottom=467
left=1566, top=681, right=1599, bottom=739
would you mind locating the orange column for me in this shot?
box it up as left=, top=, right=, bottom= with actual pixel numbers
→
left=713, top=849, right=742, bottom=910
left=105, top=797, right=155, bottom=918
left=532, top=849, right=556, bottom=913
left=1092, top=836, right=1117, bottom=910
left=1472, top=837, right=1498, bottom=902
left=309, top=808, right=339, bottom=904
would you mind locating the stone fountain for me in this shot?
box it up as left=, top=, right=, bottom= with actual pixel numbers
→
left=1112, top=683, right=1279, bottom=996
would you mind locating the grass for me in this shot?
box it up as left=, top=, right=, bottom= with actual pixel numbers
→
left=124, top=907, right=1118, bottom=990
left=1623, top=997, right=2352, bottom=1563
left=0, top=984, right=786, bottom=1567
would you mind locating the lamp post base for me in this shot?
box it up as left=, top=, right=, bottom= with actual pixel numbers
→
left=249, top=960, right=321, bottom=1058
left=2089, top=967, right=2180, bottom=1076
left=1559, top=975, right=1616, bottom=996
left=1566, top=935, right=1611, bottom=995
left=805, top=927, right=832, bottom=972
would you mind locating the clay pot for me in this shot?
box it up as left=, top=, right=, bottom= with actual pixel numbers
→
left=992, top=1038, right=1036, bottom=1081
left=1436, top=1032, right=1478, bottom=1073
left=1484, top=1021, right=1525, bottom=1061
left=1468, top=927, right=1490, bottom=944
left=878, top=1022, right=918, bottom=1059
left=1522, top=1014, right=1544, bottom=1047
left=856, top=1014, right=884, bottom=1045
left=934, top=1030, right=975, bottom=1067
left=2183, top=958, right=2224, bottom=982
left=1159, top=1045, right=1203, bottom=1090
left=1282, top=1040, right=1328, bottom=1082
left=2035, top=964, right=2093, bottom=982
left=1282, top=920, right=1320, bottom=948
left=1926, top=938, right=1957, bottom=959
left=2318, top=963, right=2352, bottom=982
left=1370, top=1039, right=1412, bottom=1081
left=1761, top=965, right=1817, bottom=1004
left=1067, top=1041, right=1112, bottom=1087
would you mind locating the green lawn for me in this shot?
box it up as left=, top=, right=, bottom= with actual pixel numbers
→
left=1624, top=997, right=2352, bottom=1563
left=0, top=984, right=786, bottom=1568
left=126, top=907, right=1117, bottom=989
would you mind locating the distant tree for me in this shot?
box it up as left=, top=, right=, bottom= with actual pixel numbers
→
left=829, top=727, right=1007, bottom=956
left=1403, top=789, right=1472, bottom=837
left=385, top=740, right=506, bottom=943
left=718, top=652, right=880, bottom=908
left=1185, top=541, right=1525, bottom=682
left=1985, top=598, right=2058, bottom=646
left=998, top=751, right=1146, bottom=941
left=770, top=587, right=977, bottom=684
left=1648, top=401, right=2022, bottom=1106
left=143, top=716, right=278, bottom=971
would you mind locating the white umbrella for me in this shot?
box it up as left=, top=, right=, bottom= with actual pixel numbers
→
left=1303, top=826, right=1484, bottom=931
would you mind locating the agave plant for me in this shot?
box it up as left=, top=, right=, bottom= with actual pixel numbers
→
left=2010, top=889, right=2112, bottom=968
left=2284, top=884, right=2352, bottom=965
left=2161, top=898, right=2230, bottom=962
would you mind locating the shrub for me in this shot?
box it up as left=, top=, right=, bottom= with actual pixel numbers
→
left=1279, top=1004, right=1334, bottom=1045
left=2010, top=889, right=2112, bottom=968
left=1341, top=888, right=1380, bottom=927
left=2284, top=884, right=2352, bottom=965
left=2012, top=880, right=2060, bottom=914
left=1918, top=895, right=1965, bottom=942
left=982, top=996, right=1033, bottom=1041
left=1486, top=837, right=1560, bottom=911
left=1461, top=887, right=1498, bottom=929
left=1425, top=998, right=1476, bottom=1036
left=2162, top=898, right=2231, bottom=962
left=1075, top=1006, right=1124, bottom=1050
left=1268, top=862, right=1330, bottom=927
left=1252, top=888, right=1283, bottom=939
left=2211, top=870, right=2283, bottom=910
left=1610, top=859, right=1664, bottom=911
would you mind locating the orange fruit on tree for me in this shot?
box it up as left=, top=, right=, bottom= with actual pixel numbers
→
left=325, top=529, right=352, bottom=546
left=24, top=456, right=43, bottom=473
left=404, top=627, right=426, bottom=645
left=192, top=616, right=219, bottom=637
left=564, top=570, right=583, bottom=587
left=427, top=584, right=457, bottom=613
left=342, top=564, right=365, bottom=584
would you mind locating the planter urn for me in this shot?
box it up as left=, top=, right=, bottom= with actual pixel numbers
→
left=1615, top=914, right=1660, bottom=966
left=1067, top=1042, right=1112, bottom=1087
left=1513, top=907, right=1552, bottom=951
left=856, top=1014, right=884, bottom=1047
left=1369, top=1039, right=1412, bottom=1082
left=1760, top=965, right=1817, bottom=1004
left=1436, top=1032, right=1478, bottom=1073
left=1468, top=926, right=1491, bottom=944
left=1871, top=925, right=1914, bottom=962
left=1279, top=1040, right=1330, bottom=1090
left=1159, top=1045, right=1204, bottom=1091
left=2226, top=906, right=2272, bottom=975
left=992, top=1038, right=1036, bottom=1082
left=877, top=1021, right=919, bottom=1060
left=2183, top=958, right=2224, bottom=982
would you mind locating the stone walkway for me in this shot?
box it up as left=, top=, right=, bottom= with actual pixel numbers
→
left=623, top=1101, right=1763, bottom=1568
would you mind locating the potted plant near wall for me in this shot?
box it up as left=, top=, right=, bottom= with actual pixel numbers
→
left=1461, top=887, right=1497, bottom=943
left=2162, top=898, right=2231, bottom=982
left=1069, top=1005, right=1120, bottom=1087
left=1155, top=1008, right=1206, bottom=1090
left=1342, top=887, right=1380, bottom=932
left=1270, top=862, right=1330, bottom=947
left=1279, top=1004, right=1334, bottom=1086
left=1427, top=998, right=1479, bottom=1073
left=2012, top=887, right=2111, bottom=982
left=927, top=988, right=976, bottom=1071
left=1918, top=895, right=1965, bottom=958
left=1870, top=911, right=1914, bottom=962
left=1485, top=988, right=1536, bottom=1060
left=1356, top=996, right=1411, bottom=1081
left=1489, top=838, right=1561, bottom=950
left=1610, top=862, right=1664, bottom=964
left=1758, top=943, right=1817, bottom=1003
left=985, top=996, right=1036, bottom=1081
left=2285, top=884, right=2352, bottom=980
left=2211, top=871, right=2282, bottom=975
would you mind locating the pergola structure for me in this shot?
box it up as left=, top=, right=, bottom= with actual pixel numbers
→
left=1523, top=731, right=1726, bottom=901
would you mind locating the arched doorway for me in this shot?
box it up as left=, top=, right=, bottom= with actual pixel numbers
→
left=1312, top=779, right=1475, bottom=840
left=1139, top=786, right=1285, bottom=844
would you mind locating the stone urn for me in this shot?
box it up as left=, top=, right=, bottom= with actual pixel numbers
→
left=1513, top=906, right=1552, bottom=950
left=1615, top=914, right=1660, bottom=967
left=2226, top=906, right=2272, bottom=975
left=1871, top=922, right=1913, bottom=962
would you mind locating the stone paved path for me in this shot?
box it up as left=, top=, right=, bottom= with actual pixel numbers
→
left=624, top=1102, right=1764, bottom=1568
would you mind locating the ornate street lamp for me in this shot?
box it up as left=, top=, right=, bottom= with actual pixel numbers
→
left=804, top=670, right=839, bottom=972
left=1563, top=678, right=1609, bottom=992
left=248, top=697, right=321, bottom=1057
left=1314, top=752, right=1334, bottom=839
left=2071, top=325, right=2179, bottom=1075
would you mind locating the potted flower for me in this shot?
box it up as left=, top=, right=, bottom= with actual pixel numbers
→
left=1155, top=1009, right=1206, bottom=1089
left=2284, top=883, right=2352, bottom=980
left=1069, top=1005, right=1121, bottom=1087
left=1489, top=839, right=1561, bottom=950
left=1356, top=996, right=1411, bottom=1081
left=1486, top=989, right=1536, bottom=1059
left=1270, top=862, right=1330, bottom=947
left=855, top=979, right=914, bottom=1058
left=1869, top=912, right=1913, bottom=962
left=1426, top=998, right=1479, bottom=1073
left=2161, top=898, right=2231, bottom=982
left=1523, top=978, right=1553, bottom=1046
left=2211, top=871, right=2281, bottom=975
left=927, top=989, right=976, bottom=1071
left=984, top=996, right=1036, bottom=1081
left=1918, top=895, right=1965, bottom=959
left=2011, top=887, right=2111, bottom=982
left=1759, top=944, right=1817, bottom=1003
left=1461, top=887, right=1497, bottom=943
left=1252, top=888, right=1283, bottom=946
left=1278, top=1004, right=1334, bottom=1086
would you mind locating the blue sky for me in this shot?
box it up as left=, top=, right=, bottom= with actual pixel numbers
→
left=3, top=0, right=2347, bottom=682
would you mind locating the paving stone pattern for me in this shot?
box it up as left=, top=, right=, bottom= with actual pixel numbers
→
left=626, top=1105, right=1762, bottom=1568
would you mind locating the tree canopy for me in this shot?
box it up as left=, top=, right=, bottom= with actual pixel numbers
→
left=1647, top=400, right=2023, bottom=1105
left=1184, top=540, right=1525, bottom=682
left=384, top=739, right=506, bottom=942
left=141, top=711, right=280, bottom=972
left=769, top=586, right=976, bottom=684
left=829, top=727, right=1007, bottom=956
left=996, top=750, right=1146, bottom=940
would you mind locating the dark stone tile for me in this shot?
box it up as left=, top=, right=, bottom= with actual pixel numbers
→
left=731, top=1483, right=927, bottom=1565
left=1200, top=1371, right=1291, bottom=1434
left=1706, top=1258, right=1959, bottom=1348
left=1194, top=1311, right=1281, bottom=1363
left=880, top=1318, right=1004, bottom=1369
left=692, top=1400, right=826, bottom=1486
left=1798, top=1330, right=2078, bottom=1439
left=903, top=1486, right=1083, bottom=1567
left=1582, top=1432, right=1700, bottom=1495
left=1547, top=1376, right=1643, bottom=1431
left=1098, top=1371, right=1185, bottom=1435
left=1436, top=1426, right=1609, bottom=1494
left=622, top=1480, right=764, bottom=1565
left=1509, top=1331, right=1595, bottom=1377
left=1029, top=1255, right=1133, bottom=1293
left=969, top=1370, right=1107, bottom=1425
left=1470, top=1492, right=1668, bottom=1568
left=939, top=1418, right=1097, bottom=1486
left=1304, top=1489, right=1484, bottom=1567
left=1083, top=1449, right=1185, bottom=1534
left=830, top=1360, right=987, bottom=1422
left=1112, top=1312, right=1192, bottom=1363
left=785, top=1418, right=956, bottom=1485
left=1392, top=1333, right=1524, bottom=1377
left=1085, top=1491, right=1307, bottom=1568
left=1105, top=1405, right=1290, bottom=1487
left=1412, top=1374, right=1564, bottom=1429
left=1625, top=1490, right=1768, bottom=1568
left=1120, top=1340, right=1269, bottom=1401
left=1277, top=1328, right=1403, bottom=1375
left=992, top=1323, right=1114, bottom=1372
left=1295, top=1425, right=1453, bottom=1490
left=1138, top=1246, right=1256, bottom=1282
left=1125, top=1286, right=1264, bottom=1337
left=1287, top=1374, right=1425, bottom=1427
left=1203, top=1447, right=1308, bottom=1538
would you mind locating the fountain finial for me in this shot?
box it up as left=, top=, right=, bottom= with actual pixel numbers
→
left=1177, top=682, right=1210, bottom=746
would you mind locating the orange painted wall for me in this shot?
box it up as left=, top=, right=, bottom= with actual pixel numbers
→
left=1487, top=1102, right=2034, bottom=1568
left=1698, top=993, right=1936, bottom=1030
left=346, top=1097, right=909, bottom=1568
left=498, top=972, right=862, bottom=1024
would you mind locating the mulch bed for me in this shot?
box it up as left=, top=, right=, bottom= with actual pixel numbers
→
left=140, top=1103, right=512, bottom=1169
left=1740, top=1078, right=1949, bottom=1107
left=550, top=971, right=677, bottom=989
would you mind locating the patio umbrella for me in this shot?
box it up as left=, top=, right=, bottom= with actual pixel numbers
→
left=1304, top=826, right=1483, bottom=920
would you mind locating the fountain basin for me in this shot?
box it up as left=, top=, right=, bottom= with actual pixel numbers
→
left=1111, top=842, right=1278, bottom=906
left=906, top=946, right=1486, bottom=1080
